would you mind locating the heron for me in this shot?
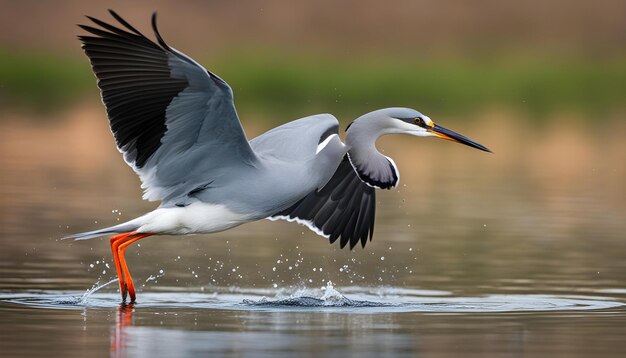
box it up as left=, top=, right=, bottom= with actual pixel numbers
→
left=66, top=10, right=491, bottom=303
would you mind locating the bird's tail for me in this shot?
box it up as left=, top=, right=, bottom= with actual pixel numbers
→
left=62, top=221, right=141, bottom=241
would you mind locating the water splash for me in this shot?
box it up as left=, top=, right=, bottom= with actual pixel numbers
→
left=320, top=281, right=342, bottom=301
left=143, top=269, right=166, bottom=287
left=56, top=278, right=118, bottom=305
left=243, top=282, right=388, bottom=308
left=242, top=282, right=436, bottom=308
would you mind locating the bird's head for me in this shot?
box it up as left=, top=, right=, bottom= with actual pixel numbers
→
left=359, top=107, right=492, bottom=153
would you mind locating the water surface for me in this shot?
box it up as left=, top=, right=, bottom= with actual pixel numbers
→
left=1, top=107, right=625, bottom=357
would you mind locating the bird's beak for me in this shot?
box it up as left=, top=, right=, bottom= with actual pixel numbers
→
left=429, top=123, right=492, bottom=153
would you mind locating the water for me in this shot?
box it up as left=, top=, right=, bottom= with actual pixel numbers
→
left=2, top=283, right=624, bottom=312
left=1, top=106, right=626, bottom=357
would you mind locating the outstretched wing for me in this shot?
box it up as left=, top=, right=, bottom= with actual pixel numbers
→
left=79, top=10, right=257, bottom=201
left=270, top=155, right=376, bottom=250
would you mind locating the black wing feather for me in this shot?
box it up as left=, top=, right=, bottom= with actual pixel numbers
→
left=272, top=155, right=376, bottom=250
left=78, top=11, right=188, bottom=168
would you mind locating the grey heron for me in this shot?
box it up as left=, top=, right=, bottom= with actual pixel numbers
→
left=67, top=10, right=491, bottom=303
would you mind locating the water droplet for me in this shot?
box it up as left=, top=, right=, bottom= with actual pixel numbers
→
left=272, top=267, right=276, bottom=271
left=380, top=256, right=385, bottom=261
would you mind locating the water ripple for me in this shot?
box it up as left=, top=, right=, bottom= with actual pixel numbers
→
left=1, top=282, right=623, bottom=314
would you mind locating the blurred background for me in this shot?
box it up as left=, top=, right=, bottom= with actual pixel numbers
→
left=1, top=1, right=626, bottom=356
left=1, top=0, right=625, bottom=288
left=2, top=0, right=626, bottom=287
left=2, top=0, right=626, bottom=117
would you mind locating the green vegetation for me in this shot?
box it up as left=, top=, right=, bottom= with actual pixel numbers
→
left=1, top=49, right=625, bottom=121
left=0, top=50, right=94, bottom=110
left=220, top=53, right=626, bottom=121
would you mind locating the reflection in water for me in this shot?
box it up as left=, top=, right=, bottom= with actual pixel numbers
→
left=72, top=288, right=621, bottom=357
left=1, top=105, right=626, bottom=356
left=118, top=315, right=416, bottom=356
left=112, top=304, right=133, bottom=357
left=106, top=302, right=412, bottom=356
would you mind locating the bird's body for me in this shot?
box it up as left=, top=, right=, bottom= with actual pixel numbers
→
left=75, top=113, right=347, bottom=237
left=68, top=11, right=491, bottom=303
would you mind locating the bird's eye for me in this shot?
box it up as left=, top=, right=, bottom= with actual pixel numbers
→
left=414, top=117, right=425, bottom=126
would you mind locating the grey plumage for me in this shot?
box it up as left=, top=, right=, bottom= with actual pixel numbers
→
left=68, top=11, right=491, bottom=252
left=80, top=11, right=258, bottom=203
left=271, top=155, right=376, bottom=249
left=344, top=108, right=422, bottom=189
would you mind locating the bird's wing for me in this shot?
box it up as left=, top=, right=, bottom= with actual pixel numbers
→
left=79, top=11, right=257, bottom=201
left=250, top=113, right=339, bottom=162
left=269, top=155, right=376, bottom=249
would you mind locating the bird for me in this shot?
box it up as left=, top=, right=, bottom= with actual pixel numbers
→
left=66, top=10, right=491, bottom=303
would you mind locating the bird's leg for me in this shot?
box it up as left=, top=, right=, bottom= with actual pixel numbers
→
left=117, top=233, right=153, bottom=303
left=110, top=232, right=134, bottom=301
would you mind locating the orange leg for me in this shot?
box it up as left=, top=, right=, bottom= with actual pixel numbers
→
left=110, top=233, right=134, bottom=301
left=117, top=234, right=151, bottom=302
left=110, top=232, right=153, bottom=303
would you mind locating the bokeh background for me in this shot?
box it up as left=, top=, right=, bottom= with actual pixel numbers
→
left=1, top=1, right=625, bottom=356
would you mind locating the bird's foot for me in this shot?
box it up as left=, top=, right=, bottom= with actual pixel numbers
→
left=127, top=281, right=136, bottom=303
left=121, top=283, right=128, bottom=302
left=118, top=282, right=137, bottom=303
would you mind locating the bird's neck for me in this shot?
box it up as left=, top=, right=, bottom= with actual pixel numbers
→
left=345, top=117, right=399, bottom=190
